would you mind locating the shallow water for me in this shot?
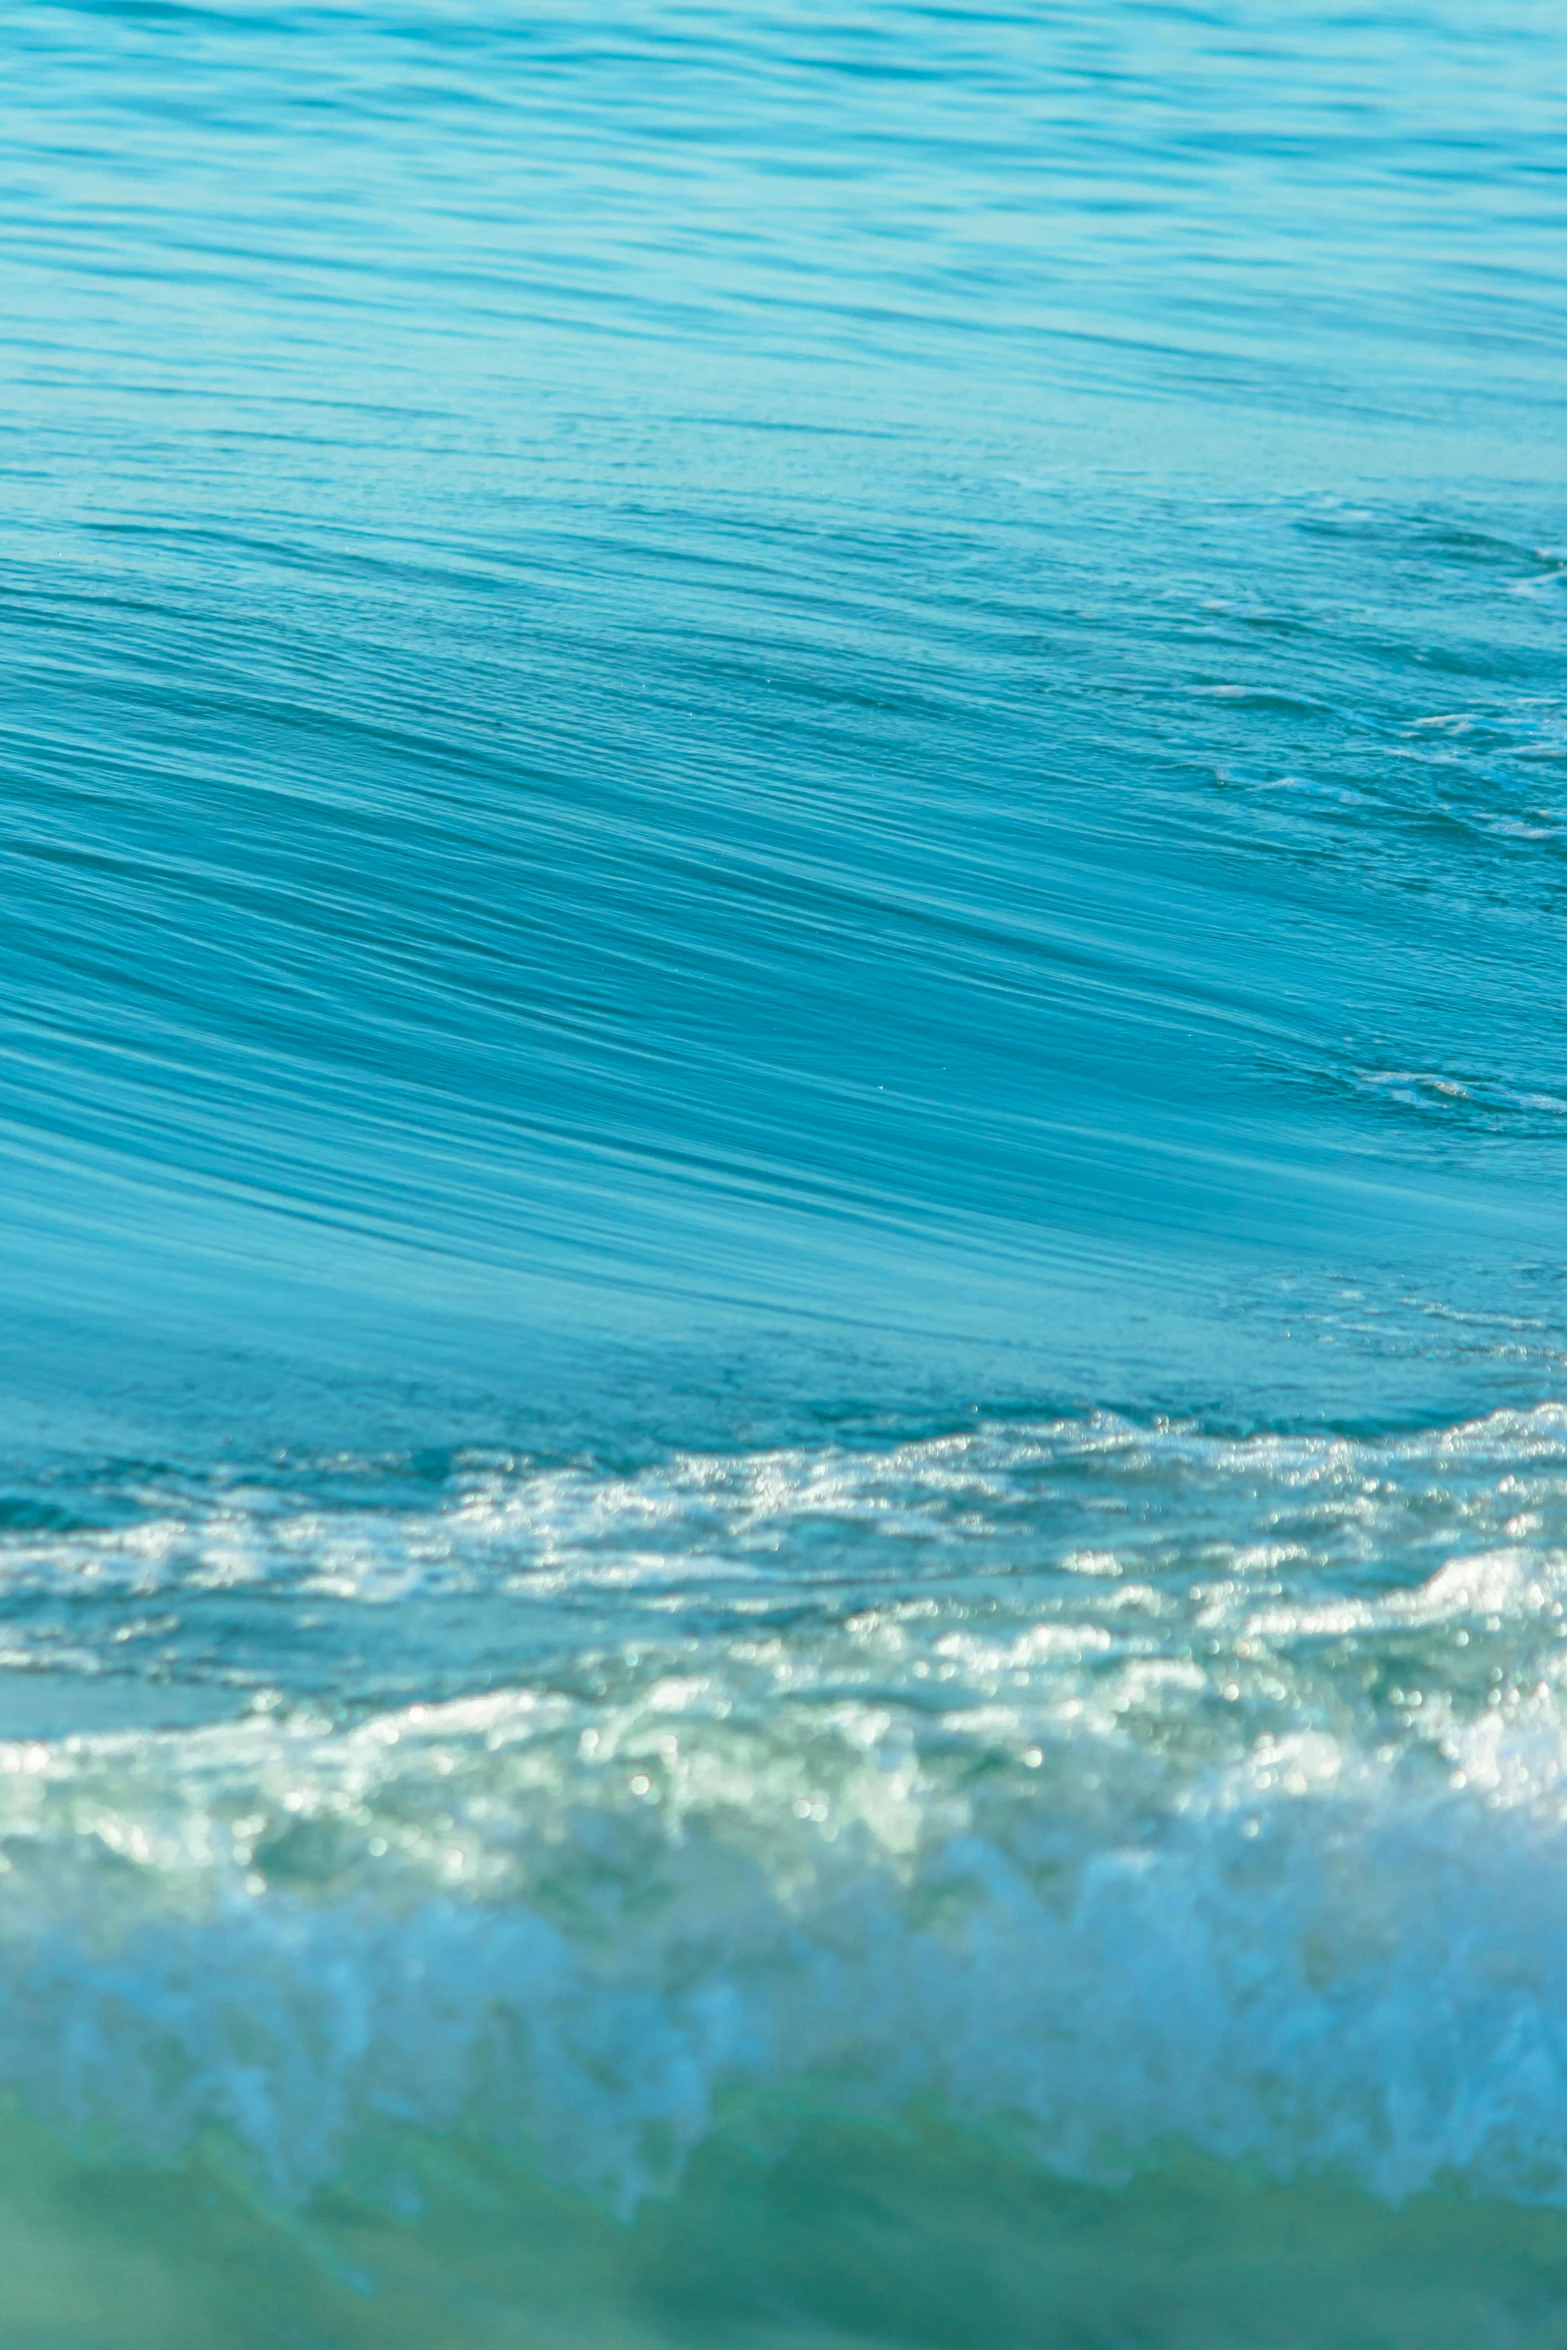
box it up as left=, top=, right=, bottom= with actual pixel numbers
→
left=2, top=0, right=1566, bottom=2341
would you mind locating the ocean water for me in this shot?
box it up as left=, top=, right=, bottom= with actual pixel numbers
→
left=2, top=0, right=1567, bottom=2341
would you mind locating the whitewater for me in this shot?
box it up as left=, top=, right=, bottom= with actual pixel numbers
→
left=1, top=1, right=1565, bottom=2342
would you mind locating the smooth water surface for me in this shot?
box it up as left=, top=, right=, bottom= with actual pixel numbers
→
left=1, top=1, right=1566, bottom=2341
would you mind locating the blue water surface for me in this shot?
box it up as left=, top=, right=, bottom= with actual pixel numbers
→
left=4, top=0, right=1565, bottom=1443
left=2, top=7, right=1567, bottom=2345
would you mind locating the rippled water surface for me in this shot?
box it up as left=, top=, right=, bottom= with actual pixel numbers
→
left=2, top=0, right=1566, bottom=2341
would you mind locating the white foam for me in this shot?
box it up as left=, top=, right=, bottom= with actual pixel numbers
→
left=1, top=1403, right=1566, bottom=2211
left=0, top=1675, right=1561, bottom=2214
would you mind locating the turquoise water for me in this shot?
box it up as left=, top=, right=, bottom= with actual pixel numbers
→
left=3, top=1, right=1567, bottom=2340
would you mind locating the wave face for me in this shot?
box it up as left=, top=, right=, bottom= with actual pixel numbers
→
left=3, top=0, right=1567, bottom=2340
